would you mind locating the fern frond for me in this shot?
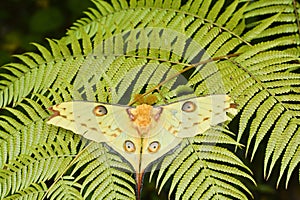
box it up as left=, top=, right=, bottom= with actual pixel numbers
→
left=244, top=0, right=299, bottom=50
left=234, top=41, right=300, bottom=185
left=47, top=178, right=83, bottom=200
left=155, top=129, right=254, bottom=200
left=0, top=137, right=74, bottom=199
left=2, top=182, right=48, bottom=200
left=0, top=36, right=93, bottom=108
left=0, top=98, right=52, bottom=167
left=3, top=0, right=300, bottom=199
left=69, top=142, right=135, bottom=199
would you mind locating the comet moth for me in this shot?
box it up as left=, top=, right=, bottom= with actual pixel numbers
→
left=47, top=94, right=237, bottom=199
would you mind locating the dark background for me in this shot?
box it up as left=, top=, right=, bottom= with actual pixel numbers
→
left=0, top=0, right=93, bottom=66
left=1, top=0, right=300, bottom=199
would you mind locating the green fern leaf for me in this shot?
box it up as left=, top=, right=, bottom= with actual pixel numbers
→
left=2, top=182, right=48, bottom=200
left=3, top=0, right=300, bottom=199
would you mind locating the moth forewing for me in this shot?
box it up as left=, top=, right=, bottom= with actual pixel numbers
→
left=47, top=102, right=118, bottom=143
left=162, top=95, right=237, bottom=138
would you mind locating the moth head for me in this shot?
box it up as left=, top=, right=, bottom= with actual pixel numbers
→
left=127, top=104, right=163, bottom=135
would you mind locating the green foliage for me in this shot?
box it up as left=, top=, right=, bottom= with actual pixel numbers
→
left=0, top=0, right=300, bottom=199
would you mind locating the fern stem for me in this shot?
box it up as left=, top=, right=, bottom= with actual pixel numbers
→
left=292, top=0, right=300, bottom=39
left=128, top=53, right=241, bottom=105
left=41, top=142, right=94, bottom=199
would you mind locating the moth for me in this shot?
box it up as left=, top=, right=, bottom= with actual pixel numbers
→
left=47, top=95, right=237, bottom=199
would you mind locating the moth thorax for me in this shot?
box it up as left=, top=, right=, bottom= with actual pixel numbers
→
left=130, top=104, right=153, bottom=128
left=127, top=104, right=163, bottom=136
